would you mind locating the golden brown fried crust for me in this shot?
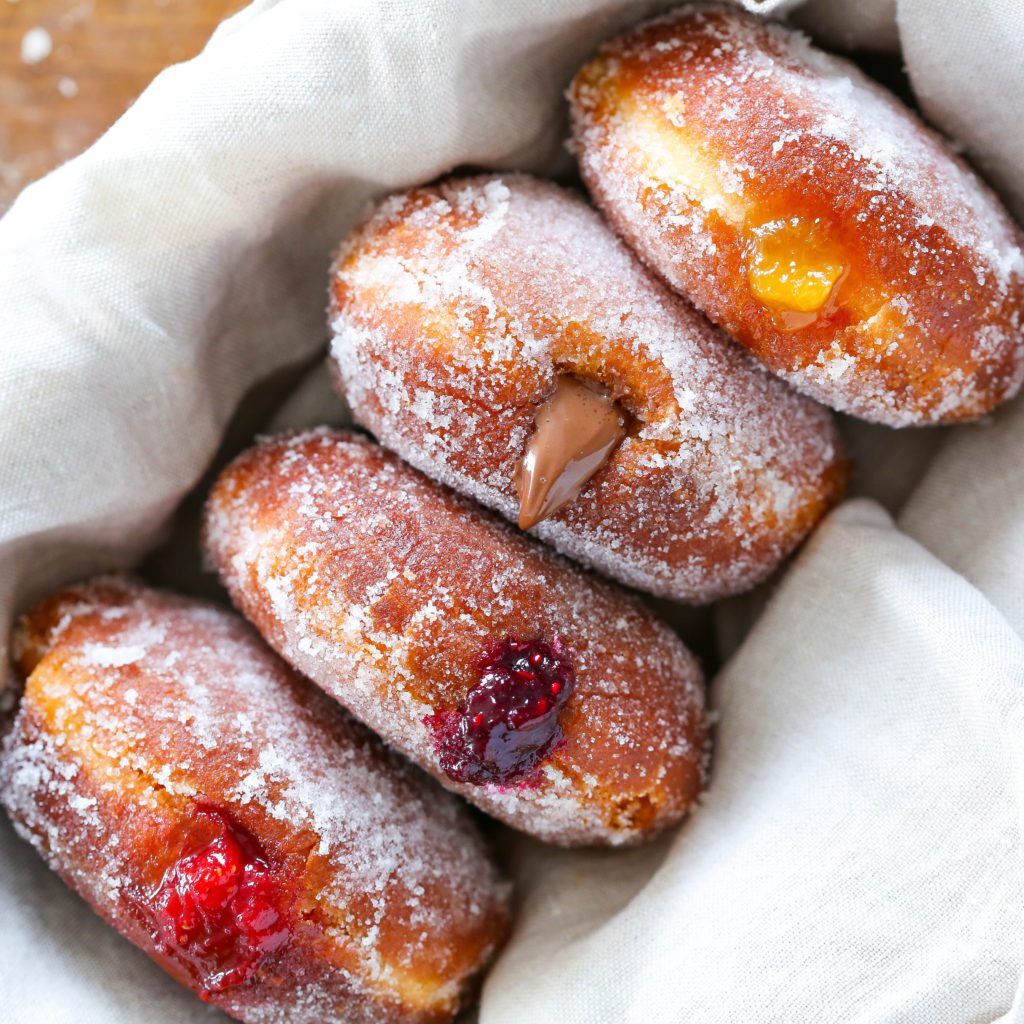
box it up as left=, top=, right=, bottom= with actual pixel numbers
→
left=2, top=579, right=508, bottom=1024
left=203, top=430, right=709, bottom=847
left=329, top=174, right=845, bottom=603
left=570, top=5, right=1024, bottom=426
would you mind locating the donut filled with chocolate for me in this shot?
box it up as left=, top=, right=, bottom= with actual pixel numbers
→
left=203, top=430, right=709, bottom=846
left=329, top=174, right=844, bottom=604
left=0, top=579, right=508, bottom=1024
left=569, top=5, right=1024, bottom=425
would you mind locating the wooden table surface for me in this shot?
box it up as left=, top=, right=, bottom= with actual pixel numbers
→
left=1, top=0, right=244, bottom=211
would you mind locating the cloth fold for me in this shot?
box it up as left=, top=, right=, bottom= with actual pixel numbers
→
left=484, top=501, right=1024, bottom=1024
left=2, top=1, right=1023, bottom=1022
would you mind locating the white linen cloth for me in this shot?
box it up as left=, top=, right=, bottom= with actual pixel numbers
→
left=2, top=1, right=1023, bottom=1021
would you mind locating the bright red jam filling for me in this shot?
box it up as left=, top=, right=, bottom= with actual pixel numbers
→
left=426, top=636, right=575, bottom=786
left=152, top=808, right=290, bottom=999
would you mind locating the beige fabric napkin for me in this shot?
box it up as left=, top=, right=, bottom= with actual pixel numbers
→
left=2, top=1, right=1022, bottom=1022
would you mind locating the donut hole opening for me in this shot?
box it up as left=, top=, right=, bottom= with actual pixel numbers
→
left=746, top=217, right=848, bottom=329
left=515, top=371, right=637, bottom=528
left=549, top=365, right=643, bottom=436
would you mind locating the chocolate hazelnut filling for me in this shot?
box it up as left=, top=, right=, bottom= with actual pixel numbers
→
left=515, top=375, right=627, bottom=530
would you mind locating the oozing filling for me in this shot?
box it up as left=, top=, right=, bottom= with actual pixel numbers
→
left=747, top=217, right=847, bottom=329
left=426, top=637, right=576, bottom=786
left=515, top=375, right=627, bottom=530
left=153, top=808, right=290, bottom=999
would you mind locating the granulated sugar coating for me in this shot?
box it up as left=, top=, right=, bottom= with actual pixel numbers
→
left=329, top=174, right=844, bottom=604
left=569, top=5, right=1024, bottom=426
left=0, top=579, right=508, bottom=1024
left=203, top=431, right=709, bottom=847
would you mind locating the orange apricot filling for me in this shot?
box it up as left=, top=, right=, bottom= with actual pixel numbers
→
left=747, top=218, right=847, bottom=329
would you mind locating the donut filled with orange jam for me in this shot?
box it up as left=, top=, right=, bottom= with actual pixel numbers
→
left=203, top=430, right=709, bottom=846
left=569, top=5, right=1024, bottom=426
left=329, top=174, right=844, bottom=603
left=0, top=579, right=508, bottom=1024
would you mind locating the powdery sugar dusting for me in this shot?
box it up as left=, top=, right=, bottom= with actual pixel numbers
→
left=0, top=580, right=506, bottom=1023
left=329, top=175, right=842, bottom=604
left=569, top=5, right=1024, bottom=426
left=204, top=431, right=708, bottom=846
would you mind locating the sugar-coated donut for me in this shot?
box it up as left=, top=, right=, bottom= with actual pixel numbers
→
left=203, top=430, right=709, bottom=847
left=328, top=173, right=844, bottom=604
left=569, top=5, right=1024, bottom=426
left=0, top=579, right=508, bottom=1024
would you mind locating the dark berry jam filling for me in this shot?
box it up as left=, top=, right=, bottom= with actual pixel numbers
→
left=425, top=636, right=575, bottom=786
left=152, top=807, right=290, bottom=999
